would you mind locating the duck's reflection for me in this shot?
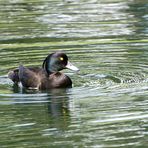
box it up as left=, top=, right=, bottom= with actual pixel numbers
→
left=47, top=89, right=70, bottom=118
left=11, top=84, right=72, bottom=129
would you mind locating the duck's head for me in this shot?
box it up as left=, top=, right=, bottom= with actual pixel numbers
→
left=42, top=52, right=79, bottom=74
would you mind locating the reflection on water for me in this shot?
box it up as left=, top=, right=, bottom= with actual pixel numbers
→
left=0, top=0, right=148, bottom=147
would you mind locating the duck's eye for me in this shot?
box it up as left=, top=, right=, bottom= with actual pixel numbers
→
left=59, top=57, right=64, bottom=61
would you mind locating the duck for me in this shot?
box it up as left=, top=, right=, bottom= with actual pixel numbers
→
left=8, top=52, right=79, bottom=90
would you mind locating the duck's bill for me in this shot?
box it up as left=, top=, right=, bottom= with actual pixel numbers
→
left=65, top=61, right=79, bottom=72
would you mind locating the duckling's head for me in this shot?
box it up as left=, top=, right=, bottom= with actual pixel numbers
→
left=42, top=52, right=79, bottom=74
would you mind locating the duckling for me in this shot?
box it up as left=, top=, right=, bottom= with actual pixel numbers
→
left=8, top=52, right=79, bottom=90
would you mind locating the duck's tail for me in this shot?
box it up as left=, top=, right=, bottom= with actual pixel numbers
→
left=8, top=69, right=20, bottom=84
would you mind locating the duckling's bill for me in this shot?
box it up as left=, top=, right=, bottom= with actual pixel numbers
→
left=65, top=61, right=79, bottom=72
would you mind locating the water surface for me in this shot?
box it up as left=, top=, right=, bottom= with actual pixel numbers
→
left=0, top=0, right=148, bottom=147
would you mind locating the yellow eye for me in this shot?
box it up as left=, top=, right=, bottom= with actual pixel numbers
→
left=60, top=57, right=64, bottom=61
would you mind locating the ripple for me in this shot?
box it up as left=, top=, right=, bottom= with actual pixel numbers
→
left=90, top=113, right=148, bottom=124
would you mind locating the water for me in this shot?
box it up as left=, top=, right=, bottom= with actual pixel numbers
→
left=0, top=0, right=148, bottom=147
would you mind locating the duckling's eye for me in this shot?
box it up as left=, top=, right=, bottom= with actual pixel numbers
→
left=59, top=57, right=64, bottom=61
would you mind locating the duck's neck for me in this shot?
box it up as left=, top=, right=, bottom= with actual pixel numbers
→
left=42, top=56, right=60, bottom=75
left=43, top=66, right=58, bottom=76
left=42, top=57, right=52, bottom=75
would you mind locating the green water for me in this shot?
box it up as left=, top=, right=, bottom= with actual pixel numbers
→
left=0, top=0, right=148, bottom=147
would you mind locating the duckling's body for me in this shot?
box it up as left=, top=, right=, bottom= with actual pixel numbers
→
left=8, top=52, right=79, bottom=90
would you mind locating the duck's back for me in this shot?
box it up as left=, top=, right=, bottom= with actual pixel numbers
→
left=8, top=66, right=72, bottom=90
left=8, top=66, right=46, bottom=89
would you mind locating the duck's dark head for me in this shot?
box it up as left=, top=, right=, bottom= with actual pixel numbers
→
left=42, top=52, right=79, bottom=74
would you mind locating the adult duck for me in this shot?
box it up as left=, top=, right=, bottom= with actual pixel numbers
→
left=8, top=52, right=79, bottom=90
